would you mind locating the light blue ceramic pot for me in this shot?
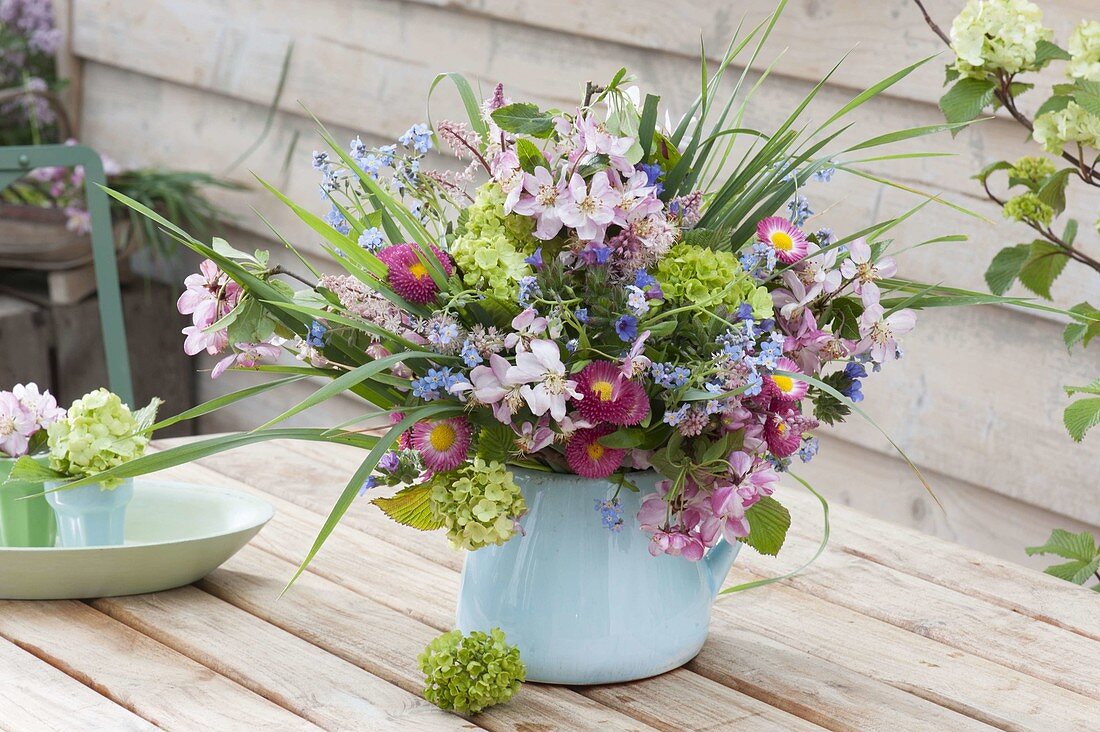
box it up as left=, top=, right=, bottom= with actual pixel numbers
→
left=456, top=468, right=740, bottom=684
left=44, top=479, right=134, bottom=547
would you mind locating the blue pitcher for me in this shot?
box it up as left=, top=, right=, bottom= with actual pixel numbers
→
left=456, top=468, right=739, bottom=684
left=44, top=479, right=133, bottom=547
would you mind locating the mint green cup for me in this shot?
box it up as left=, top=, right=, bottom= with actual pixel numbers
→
left=0, top=456, right=57, bottom=548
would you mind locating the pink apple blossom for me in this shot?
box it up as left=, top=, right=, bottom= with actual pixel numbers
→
left=556, top=171, right=619, bottom=243
left=840, top=238, right=897, bottom=305
left=0, top=391, right=35, bottom=458
left=507, top=339, right=581, bottom=422
left=513, top=166, right=566, bottom=240
left=857, top=303, right=915, bottom=363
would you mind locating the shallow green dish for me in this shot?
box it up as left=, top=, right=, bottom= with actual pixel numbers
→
left=0, top=480, right=274, bottom=599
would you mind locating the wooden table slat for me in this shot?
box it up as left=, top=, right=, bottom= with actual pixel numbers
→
left=0, top=639, right=155, bottom=732
left=776, top=484, right=1100, bottom=642
left=0, top=600, right=317, bottom=730
left=735, top=534, right=1100, bottom=700
left=91, top=586, right=477, bottom=731
left=202, top=546, right=660, bottom=732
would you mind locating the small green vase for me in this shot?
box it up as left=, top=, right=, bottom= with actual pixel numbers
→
left=0, top=456, right=57, bottom=548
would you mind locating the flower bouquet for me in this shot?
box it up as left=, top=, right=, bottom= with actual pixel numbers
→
left=92, top=3, right=1065, bottom=710
left=6, top=388, right=161, bottom=547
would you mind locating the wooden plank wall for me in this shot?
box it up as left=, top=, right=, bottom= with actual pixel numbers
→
left=67, top=0, right=1100, bottom=569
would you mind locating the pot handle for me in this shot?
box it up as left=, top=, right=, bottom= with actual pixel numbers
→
left=703, top=538, right=742, bottom=597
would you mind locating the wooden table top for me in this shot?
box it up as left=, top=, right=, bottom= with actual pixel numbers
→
left=2, top=438, right=1099, bottom=731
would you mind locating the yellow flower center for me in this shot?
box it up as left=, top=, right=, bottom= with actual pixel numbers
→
left=591, top=380, right=615, bottom=402
left=429, top=422, right=457, bottom=452
left=409, top=263, right=429, bottom=280
left=772, top=374, right=794, bottom=393
left=586, top=442, right=605, bottom=461
left=776, top=422, right=788, bottom=436
left=770, top=231, right=794, bottom=251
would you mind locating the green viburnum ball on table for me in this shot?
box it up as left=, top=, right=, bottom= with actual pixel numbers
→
left=429, top=456, right=526, bottom=550
left=1032, top=101, right=1100, bottom=155
left=655, top=241, right=773, bottom=317
left=449, top=181, right=538, bottom=301
left=949, top=0, right=1051, bottom=78
left=419, top=628, right=525, bottom=714
left=1067, top=20, right=1100, bottom=82
left=46, top=388, right=148, bottom=488
left=1010, top=156, right=1056, bottom=186
left=1003, top=192, right=1055, bottom=226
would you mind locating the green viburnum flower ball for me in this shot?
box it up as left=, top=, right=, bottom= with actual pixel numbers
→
left=419, top=628, right=525, bottom=714
left=655, top=242, right=773, bottom=317
left=449, top=182, right=538, bottom=301
left=430, top=457, right=526, bottom=550
left=949, top=0, right=1051, bottom=78
left=1068, top=20, right=1100, bottom=82
left=1003, top=192, right=1055, bottom=226
left=47, top=389, right=147, bottom=488
left=1032, top=101, right=1100, bottom=155
left=1010, top=156, right=1056, bottom=186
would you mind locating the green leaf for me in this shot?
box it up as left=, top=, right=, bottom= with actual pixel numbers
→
left=681, top=227, right=733, bottom=250
left=738, top=496, right=791, bottom=556
left=514, top=138, right=545, bottom=173
left=1026, top=529, right=1100, bottom=583
left=428, top=72, right=489, bottom=141
left=828, top=297, right=864, bottom=340
left=598, top=429, right=646, bottom=449
left=255, top=351, right=452, bottom=431
left=1018, top=241, right=1068, bottom=299
left=151, top=376, right=308, bottom=432
left=1035, top=95, right=1073, bottom=118
left=972, top=160, right=1012, bottom=184
left=1025, top=528, right=1097, bottom=561
left=1034, top=39, right=1071, bottom=66
left=939, top=78, right=996, bottom=126
left=1072, top=79, right=1100, bottom=118
left=638, top=94, right=660, bottom=159
left=1036, top=168, right=1073, bottom=214
left=476, top=422, right=515, bottom=463
left=1064, top=396, right=1100, bottom=442
left=6, top=456, right=65, bottom=483
left=984, top=244, right=1031, bottom=295
left=490, top=103, right=555, bottom=138
left=132, top=397, right=164, bottom=434
left=372, top=483, right=444, bottom=531
left=1063, top=303, right=1100, bottom=350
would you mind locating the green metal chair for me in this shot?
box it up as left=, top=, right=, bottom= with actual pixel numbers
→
left=0, top=144, right=134, bottom=405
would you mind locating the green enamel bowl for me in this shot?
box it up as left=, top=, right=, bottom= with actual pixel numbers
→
left=0, top=480, right=274, bottom=599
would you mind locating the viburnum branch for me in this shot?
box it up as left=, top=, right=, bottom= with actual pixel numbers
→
left=980, top=177, right=1100, bottom=273
left=912, top=0, right=1099, bottom=186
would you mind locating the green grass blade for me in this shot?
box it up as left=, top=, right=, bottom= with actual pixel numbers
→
left=151, top=375, right=307, bottom=431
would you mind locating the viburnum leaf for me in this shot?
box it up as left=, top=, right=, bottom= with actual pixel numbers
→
left=1063, top=303, right=1100, bottom=351
left=490, top=103, right=555, bottom=138
left=984, top=244, right=1030, bottom=295
left=939, top=77, right=996, bottom=127
left=1034, top=39, right=1071, bottom=66
left=1026, top=529, right=1100, bottom=584
left=476, top=422, right=515, bottom=463
left=372, top=483, right=444, bottom=531
left=1017, top=241, right=1068, bottom=300
left=1063, top=395, right=1100, bottom=442
left=738, top=496, right=791, bottom=556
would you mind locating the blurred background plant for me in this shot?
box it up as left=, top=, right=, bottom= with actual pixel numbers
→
left=914, top=0, right=1099, bottom=443
left=0, top=0, right=234, bottom=259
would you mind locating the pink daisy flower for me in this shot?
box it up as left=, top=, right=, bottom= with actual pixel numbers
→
left=572, top=361, right=650, bottom=426
left=764, top=409, right=802, bottom=457
left=411, top=416, right=472, bottom=472
left=377, top=243, right=453, bottom=304
left=757, top=216, right=809, bottom=264
left=769, top=357, right=809, bottom=402
left=565, top=424, right=626, bottom=478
